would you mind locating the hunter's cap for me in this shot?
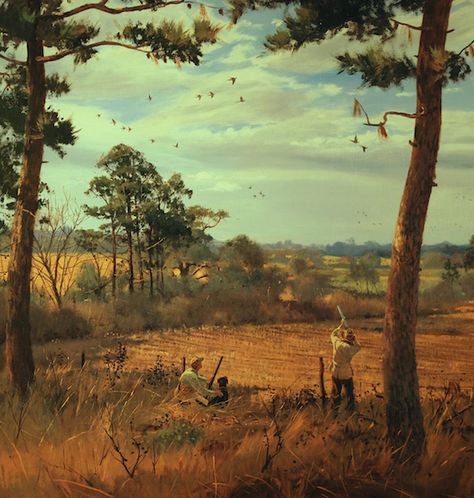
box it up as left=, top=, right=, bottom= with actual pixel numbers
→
left=344, top=329, right=355, bottom=342
left=190, top=356, right=204, bottom=368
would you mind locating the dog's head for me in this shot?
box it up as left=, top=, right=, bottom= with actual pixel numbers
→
left=217, top=376, right=228, bottom=387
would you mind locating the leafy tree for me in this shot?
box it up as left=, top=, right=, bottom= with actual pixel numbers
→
left=232, top=0, right=472, bottom=457
left=222, top=235, right=265, bottom=273
left=290, top=257, right=309, bottom=275
left=143, top=172, right=194, bottom=296
left=290, top=269, right=331, bottom=304
left=348, top=253, right=381, bottom=294
left=95, top=144, right=164, bottom=294
left=463, top=235, right=474, bottom=271
left=84, top=176, right=124, bottom=298
left=441, top=258, right=461, bottom=285
left=0, top=64, right=75, bottom=232
left=170, top=207, right=228, bottom=282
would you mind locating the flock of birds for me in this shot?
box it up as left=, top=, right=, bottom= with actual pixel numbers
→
left=95, top=76, right=245, bottom=151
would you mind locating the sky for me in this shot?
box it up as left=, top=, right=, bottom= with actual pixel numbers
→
left=31, top=0, right=474, bottom=245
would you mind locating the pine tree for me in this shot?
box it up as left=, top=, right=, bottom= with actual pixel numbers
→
left=231, top=0, right=472, bottom=457
left=0, top=0, right=221, bottom=395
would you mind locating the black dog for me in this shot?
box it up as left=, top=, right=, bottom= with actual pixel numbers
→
left=208, top=376, right=229, bottom=405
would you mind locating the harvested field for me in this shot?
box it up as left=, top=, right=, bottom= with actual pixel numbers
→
left=120, top=311, right=474, bottom=394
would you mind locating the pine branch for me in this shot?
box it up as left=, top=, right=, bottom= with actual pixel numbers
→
left=37, top=41, right=150, bottom=63
left=0, top=54, right=26, bottom=66
left=391, top=18, right=454, bottom=33
left=457, top=38, right=474, bottom=57
left=45, top=0, right=185, bottom=20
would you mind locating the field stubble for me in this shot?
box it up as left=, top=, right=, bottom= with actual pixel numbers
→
left=123, top=315, right=474, bottom=395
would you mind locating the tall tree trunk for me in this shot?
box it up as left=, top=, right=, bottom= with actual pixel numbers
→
left=125, top=201, right=134, bottom=293
left=383, top=0, right=453, bottom=459
left=147, top=230, right=154, bottom=297
left=5, top=6, right=45, bottom=395
left=135, top=228, right=144, bottom=292
left=111, top=224, right=117, bottom=299
left=126, top=227, right=134, bottom=293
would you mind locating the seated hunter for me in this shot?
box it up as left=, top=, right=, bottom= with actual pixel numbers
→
left=175, top=356, right=227, bottom=406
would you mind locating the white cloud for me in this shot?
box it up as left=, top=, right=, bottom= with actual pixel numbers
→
left=36, top=3, right=474, bottom=245
left=396, top=91, right=415, bottom=98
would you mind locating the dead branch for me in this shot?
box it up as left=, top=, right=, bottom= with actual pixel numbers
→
left=457, top=38, right=474, bottom=56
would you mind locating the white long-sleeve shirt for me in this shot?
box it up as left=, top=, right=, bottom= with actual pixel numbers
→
left=330, top=325, right=361, bottom=380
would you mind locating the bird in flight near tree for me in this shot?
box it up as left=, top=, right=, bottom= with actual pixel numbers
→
left=350, top=134, right=368, bottom=152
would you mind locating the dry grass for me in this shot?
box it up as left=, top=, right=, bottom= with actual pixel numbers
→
left=0, top=354, right=472, bottom=498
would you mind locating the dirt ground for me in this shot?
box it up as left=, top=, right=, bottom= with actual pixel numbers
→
left=119, top=303, right=474, bottom=395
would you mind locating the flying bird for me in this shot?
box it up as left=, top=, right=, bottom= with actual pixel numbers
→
left=208, top=91, right=215, bottom=98
left=239, top=96, right=245, bottom=103
left=196, top=94, right=202, bottom=100
left=350, top=134, right=368, bottom=152
left=174, top=142, right=179, bottom=148
left=148, top=94, right=152, bottom=101
left=112, top=119, right=116, bottom=125
left=228, top=77, right=237, bottom=85
left=128, top=127, right=132, bottom=132
left=97, top=113, right=101, bottom=118
left=150, top=139, right=155, bottom=143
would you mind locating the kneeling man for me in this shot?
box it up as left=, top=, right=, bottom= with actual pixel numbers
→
left=176, top=356, right=224, bottom=406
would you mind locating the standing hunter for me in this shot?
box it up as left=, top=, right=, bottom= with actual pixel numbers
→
left=330, top=319, right=361, bottom=413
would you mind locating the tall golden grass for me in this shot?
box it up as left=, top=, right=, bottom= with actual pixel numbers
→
left=0, top=352, right=472, bottom=498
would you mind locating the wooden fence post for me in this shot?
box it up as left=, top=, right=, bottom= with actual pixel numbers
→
left=319, top=356, right=327, bottom=406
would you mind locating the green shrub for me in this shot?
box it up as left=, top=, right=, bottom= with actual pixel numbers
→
left=150, top=419, right=203, bottom=449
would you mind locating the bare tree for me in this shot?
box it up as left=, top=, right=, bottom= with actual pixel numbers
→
left=32, top=198, right=86, bottom=308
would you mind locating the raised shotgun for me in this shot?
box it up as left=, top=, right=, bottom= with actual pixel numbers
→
left=208, top=355, right=224, bottom=389
left=337, top=305, right=349, bottom=329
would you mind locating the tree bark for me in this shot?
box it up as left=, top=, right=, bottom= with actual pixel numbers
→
left=111, top=224, right=117, bottom=298
left=135, top=228, right=144, bottom=292
left=5, top=2, right=46, bottom=395
left=125, top=200, right=134, bottom=293
left=147, top=230, right=154, bottom=297
left=383, top=0, right=453, bottom=459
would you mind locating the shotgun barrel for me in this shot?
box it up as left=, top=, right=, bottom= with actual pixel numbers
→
left=337, top=305, right=349, bottom=328
left=208, top=356, right=224, bottom=389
